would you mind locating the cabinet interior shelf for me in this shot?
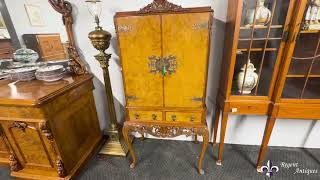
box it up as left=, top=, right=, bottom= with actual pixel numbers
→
left=240, top=25, right=283, bottom=30
left=238, top=37, right=282, bottom=41
left=237, top=48, right=278, bottom=52
left=286, top=74, right=320, bottom=78
left=300, top=30, right=320, bottom=34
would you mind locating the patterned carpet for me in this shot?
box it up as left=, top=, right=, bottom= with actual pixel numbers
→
left=0, top=139, right=319, bottom=180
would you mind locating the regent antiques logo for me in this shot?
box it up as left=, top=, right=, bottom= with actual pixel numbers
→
left=260, top=161, right=319, bottom=177
left=280, top=162, right=318, bottom=175
left=260, top=160, right=279, bottom=177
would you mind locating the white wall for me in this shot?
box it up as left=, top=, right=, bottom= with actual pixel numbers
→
left=4, top=0, right=320, bottom=149
left=4, top=0, right=67, bottom=45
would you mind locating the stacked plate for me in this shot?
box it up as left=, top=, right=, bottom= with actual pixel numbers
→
left=47, top=59, right=70, bottom=68
left=8, top=67, right=38, bottom=81
left=35, top=65, right=65, bottom=82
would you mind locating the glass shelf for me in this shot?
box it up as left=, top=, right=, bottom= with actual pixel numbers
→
left=237, top=48, right=278, bottom=52
left=300, top=30, right=320, bottom=34
left=240, top=25, right=283, bottom=30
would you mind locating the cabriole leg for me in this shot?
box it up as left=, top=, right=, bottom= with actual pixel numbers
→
left=197, top=128, right=209, bottom=175
left=122, top=124, right=137, bottom=168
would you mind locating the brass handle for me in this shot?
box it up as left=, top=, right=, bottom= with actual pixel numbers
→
left=152, top=114, right=157, bottom=121
left=134, top=113, right=140, bottom=120
left=127, top=96, right=138, bottom=101
left=190, top=116, right=196, bottom=122
left=171, top=115, right=177, bottom=121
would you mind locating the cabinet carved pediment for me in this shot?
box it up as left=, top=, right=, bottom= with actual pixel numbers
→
left=140, top=0, right=183, bottom=13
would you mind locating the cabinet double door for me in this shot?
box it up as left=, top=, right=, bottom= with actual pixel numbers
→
left=116, top=12, right=211, bottom=111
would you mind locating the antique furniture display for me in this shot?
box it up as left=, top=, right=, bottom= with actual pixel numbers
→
left=256, top=0, right=320, bottom=170
left=0, top=0, right=103, bottom=179
left=115, top=0, right=213, bottom=175
left=23, top=33, right=67, bottom=61
left=87, top=0, right=128, bottom=156
left=213, top=0, right=296, bottom=166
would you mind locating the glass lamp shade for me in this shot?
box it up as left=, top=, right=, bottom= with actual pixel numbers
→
left=85, top=0, right=102, bottom=19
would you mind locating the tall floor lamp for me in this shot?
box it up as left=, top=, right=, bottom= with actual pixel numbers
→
left=86, top=0, right=128, bottom=156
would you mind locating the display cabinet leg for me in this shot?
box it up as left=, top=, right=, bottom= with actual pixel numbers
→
left=122, top=125, right=137, bottom=168
left=197, top=128, right=209, bottom=175
left=194, top=134, right=199, bottom=144
left=216, top=112, right=228, bottom=166
left=212, top=106, right=221, bottom=147
left=256, top=116, right=276, bottom=172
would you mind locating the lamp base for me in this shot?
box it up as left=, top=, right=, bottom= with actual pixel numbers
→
left=99, top=128, right=128, bottom=156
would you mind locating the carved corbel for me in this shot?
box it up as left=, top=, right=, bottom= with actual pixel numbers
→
left=39, top=121, right=54, bottom=141
left=9, top=154, right=22, bottom=172
left=56, top=158, right=66, bottom=177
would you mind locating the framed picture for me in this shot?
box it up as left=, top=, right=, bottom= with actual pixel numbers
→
left=0, top=15, right=6, bottom=29
left=24, top=4, right=45, bottom=26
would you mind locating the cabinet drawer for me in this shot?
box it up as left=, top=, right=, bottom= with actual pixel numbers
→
left=165, top=112, right=202, bottom=123
left=229, top=102, right=269, bottom=115
left=128, top=111, right=162, bottom=122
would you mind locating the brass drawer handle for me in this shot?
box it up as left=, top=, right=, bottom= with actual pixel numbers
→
left=152, top=114, right=157, bottom=121
left=127, top=96, right=138, bottom=101
left=171, top=115, right=177, bottom=121
left=134, top=113, right=140, bottom=120
left=190, top=116, right=196, bottom=122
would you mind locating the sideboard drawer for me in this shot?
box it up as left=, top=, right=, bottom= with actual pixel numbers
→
left=129, top=111, right=163, bottom=122
left=165, top=112, right=202, bottom=123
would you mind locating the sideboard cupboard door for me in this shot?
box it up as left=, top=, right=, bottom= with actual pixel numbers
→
left=116, top=15, right=164, bottom=107
left=1, top=121, right=56, bottom=173
left=162, top=13, right=212, bottom=107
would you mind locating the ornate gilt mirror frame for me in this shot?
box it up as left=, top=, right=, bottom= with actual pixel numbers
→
left=48, top=0, right=87, bottom=75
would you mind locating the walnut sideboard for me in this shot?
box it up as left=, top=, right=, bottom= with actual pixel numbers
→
left=0, top=74, right=102, bottom=179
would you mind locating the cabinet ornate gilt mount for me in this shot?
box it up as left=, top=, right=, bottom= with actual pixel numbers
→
left=214, top=0, right=320, bottom=171
left=115, top=0, right=213, bottom=175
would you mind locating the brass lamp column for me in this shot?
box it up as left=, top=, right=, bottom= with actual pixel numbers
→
left=87, top=0, right=128, bottom=156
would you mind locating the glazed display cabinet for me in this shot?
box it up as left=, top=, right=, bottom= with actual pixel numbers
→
left=257, top=0, right=320, bottom=170
left=213, top=0, right=296, bottom=165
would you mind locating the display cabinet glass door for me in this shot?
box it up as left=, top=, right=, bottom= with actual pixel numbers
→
left=231, top=0, right=293, bottom=96
left=282, top=1, right=320, bottom=99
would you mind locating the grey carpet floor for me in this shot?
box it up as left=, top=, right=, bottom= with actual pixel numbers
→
left=0, top=139, right=319, bottom=180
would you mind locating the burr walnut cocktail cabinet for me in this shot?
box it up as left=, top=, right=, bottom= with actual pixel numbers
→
left=115, top=0, right=213, bottom=175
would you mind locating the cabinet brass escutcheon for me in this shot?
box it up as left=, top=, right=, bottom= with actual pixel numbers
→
left=190, top=116, right=196, bottom=122
left=148, top=55, right=177, bottom=76
left=134, top=113, right=140, bottom=120
left=152, top=114, right=157, bottom=120
left=171, top=115, right=177, bottom=121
